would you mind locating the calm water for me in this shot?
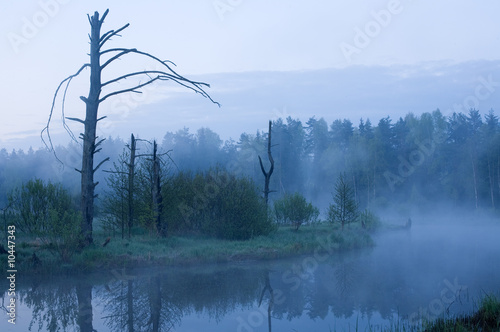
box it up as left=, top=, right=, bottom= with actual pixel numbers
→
left=2, top=222, right=500, bottom=331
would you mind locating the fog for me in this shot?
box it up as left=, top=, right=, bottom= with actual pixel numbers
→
left=2, top=106, right=500, bottom=329
left=2, top=2, right=500, bottom=330
left=1, top=212, right=498, bottom=331
left=2, top=107, right=500, bottom=214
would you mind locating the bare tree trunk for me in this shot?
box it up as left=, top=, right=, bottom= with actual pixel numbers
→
left=80, top=11, right=104, bottom=246
left=258, top=120, right=275, bottom=205
left=120, top=177, right=125, bottom=239
left=152, top=141, right=165, bottom=236
left=128, top=134, right=136, bottom=239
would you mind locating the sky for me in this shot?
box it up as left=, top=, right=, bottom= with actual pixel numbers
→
left=1, top=0, right=500, bottom=151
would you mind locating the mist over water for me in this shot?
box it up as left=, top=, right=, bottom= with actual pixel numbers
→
left=2, top=107, right=500, bottom=330
left=2, top=212, right=498, bottom=331
left=3, top=2, right=500, bottom=330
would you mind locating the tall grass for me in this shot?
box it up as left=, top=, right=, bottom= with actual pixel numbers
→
left=7, top=223, right=373, bottom=274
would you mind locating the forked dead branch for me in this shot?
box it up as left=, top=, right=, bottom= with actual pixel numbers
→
left=41, top=9, right=219, bottom=246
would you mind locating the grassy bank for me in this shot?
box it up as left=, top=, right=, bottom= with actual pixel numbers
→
left=7, top=223, right=373, bottom=275
left=350, top=295, right=500, bottom=332
left=422, top=294, right=500, bottom=331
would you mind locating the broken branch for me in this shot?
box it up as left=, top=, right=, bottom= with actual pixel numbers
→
left=99, top=23, right=130, bottom=50
left=99, top=76, right=161, bottom=103
left=66, top=117, right=85, bottom=124
left=41, top=63, right=90, bottom=162
left=93, top=157, right=110, bottom=173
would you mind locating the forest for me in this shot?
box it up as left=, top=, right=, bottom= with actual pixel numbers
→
left=1, top=108, right=498, bottom=225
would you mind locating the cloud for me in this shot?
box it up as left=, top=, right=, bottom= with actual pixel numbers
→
left=4, top=60, right=500, bottom=151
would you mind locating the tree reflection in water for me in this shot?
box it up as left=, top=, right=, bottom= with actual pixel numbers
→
left=11, top=233, right=494, bottom=332
left=76, top=281, right=95, bottom=332
left=19, top=277, right=85, bottom=332
left=17, top=261, right=369, bottom=331
left=97, top=265, right=262, bottom=331
left=258, top=270, right=274, bottom=332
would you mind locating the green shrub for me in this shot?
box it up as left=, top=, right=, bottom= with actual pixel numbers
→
left=8, top=179, right=82, bottom=262
left=162, top=171, right=197, bottom=234
left=164, top=167, right=275, bottom=240
left=205, top=169, right=274, bottom=240
left=358, top=209, right=381, bottom=231
left=273, top=192, right=319, bottom=230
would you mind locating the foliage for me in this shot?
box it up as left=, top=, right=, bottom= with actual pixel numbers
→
left=328, top=173, right=359, bottom=230
left=46, top=205, right=82, bottom=262
left=8, top=179, right=82, bottom=262
left=358, top=209, right=381, bottom=231
left=273, top=192, right=320, bottom=230
left=424, top=295, right=500, bottom=332
left=101, top=150, right=133, bottom=238
left=163, top=167, right=275, bottom=240
left=202, top=169, right=275, bottom=240
left=102, top=139, right=174, bottom=238
left=162, top=171, right=196, bottom=234
left=134, top=143, right=172, bottom=236
left=6, top=108, right=500, bottom=215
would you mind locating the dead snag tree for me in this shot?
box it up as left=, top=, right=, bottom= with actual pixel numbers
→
left=127, top=134, right=137, bottom=239
left=139, top=139, right=171, bottom=236
left=41, top=9, right=219, bottom=246
left=258, top=120, right=275, bottom=205
left=151, top=140, right=165, bottom=237
left=103, top=133, right=145, bottom=239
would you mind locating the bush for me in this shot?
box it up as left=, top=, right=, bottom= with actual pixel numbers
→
left=163, top=168, right=275, bottom=240
left=273, top=192, right=319, bottom=230
left=358, top=209, right=381, bottom=231
left=162, top=171, right=197, bottom=234
left=205, top=169, right=274, bottom=240
left=8, top=179, right=82, bottom=262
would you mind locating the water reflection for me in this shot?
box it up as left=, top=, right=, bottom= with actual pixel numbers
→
left=3, top=225, right=499, bottom=331
left=258, top=270, right=273, bottom=332
left=76, top=282, right=94, bottom=332
left=18, top=277, right=82, bottom=331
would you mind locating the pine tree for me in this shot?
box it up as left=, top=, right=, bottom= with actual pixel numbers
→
left=328, top=173, right=358, bottom=230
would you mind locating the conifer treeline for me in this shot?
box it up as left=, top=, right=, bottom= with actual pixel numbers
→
left=1, top=108, right=498, bottom=212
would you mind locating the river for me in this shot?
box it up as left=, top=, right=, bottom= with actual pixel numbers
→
left=2, top=221, right=500, bottom=331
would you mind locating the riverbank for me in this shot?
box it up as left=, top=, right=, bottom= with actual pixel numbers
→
left=9, top=223, right=374, bottom=275
left=422, top=294, right=500, bottom=331
left=379, top=294, right=500, bottom=332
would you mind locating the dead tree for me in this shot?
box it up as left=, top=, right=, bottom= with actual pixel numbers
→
left=151, top=140, right=165, bottom=237
left=127, top=134, right=137, bottom=239
left=104, top=133, right=150, bottom=239
left=258, top=120, right=275, bottom=205
left=41, top=9, right=218, bottom=246
left=138, top=139, right=172, bottom=237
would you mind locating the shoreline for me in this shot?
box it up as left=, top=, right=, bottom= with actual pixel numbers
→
left=6, top=224, right=374, bottom=276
